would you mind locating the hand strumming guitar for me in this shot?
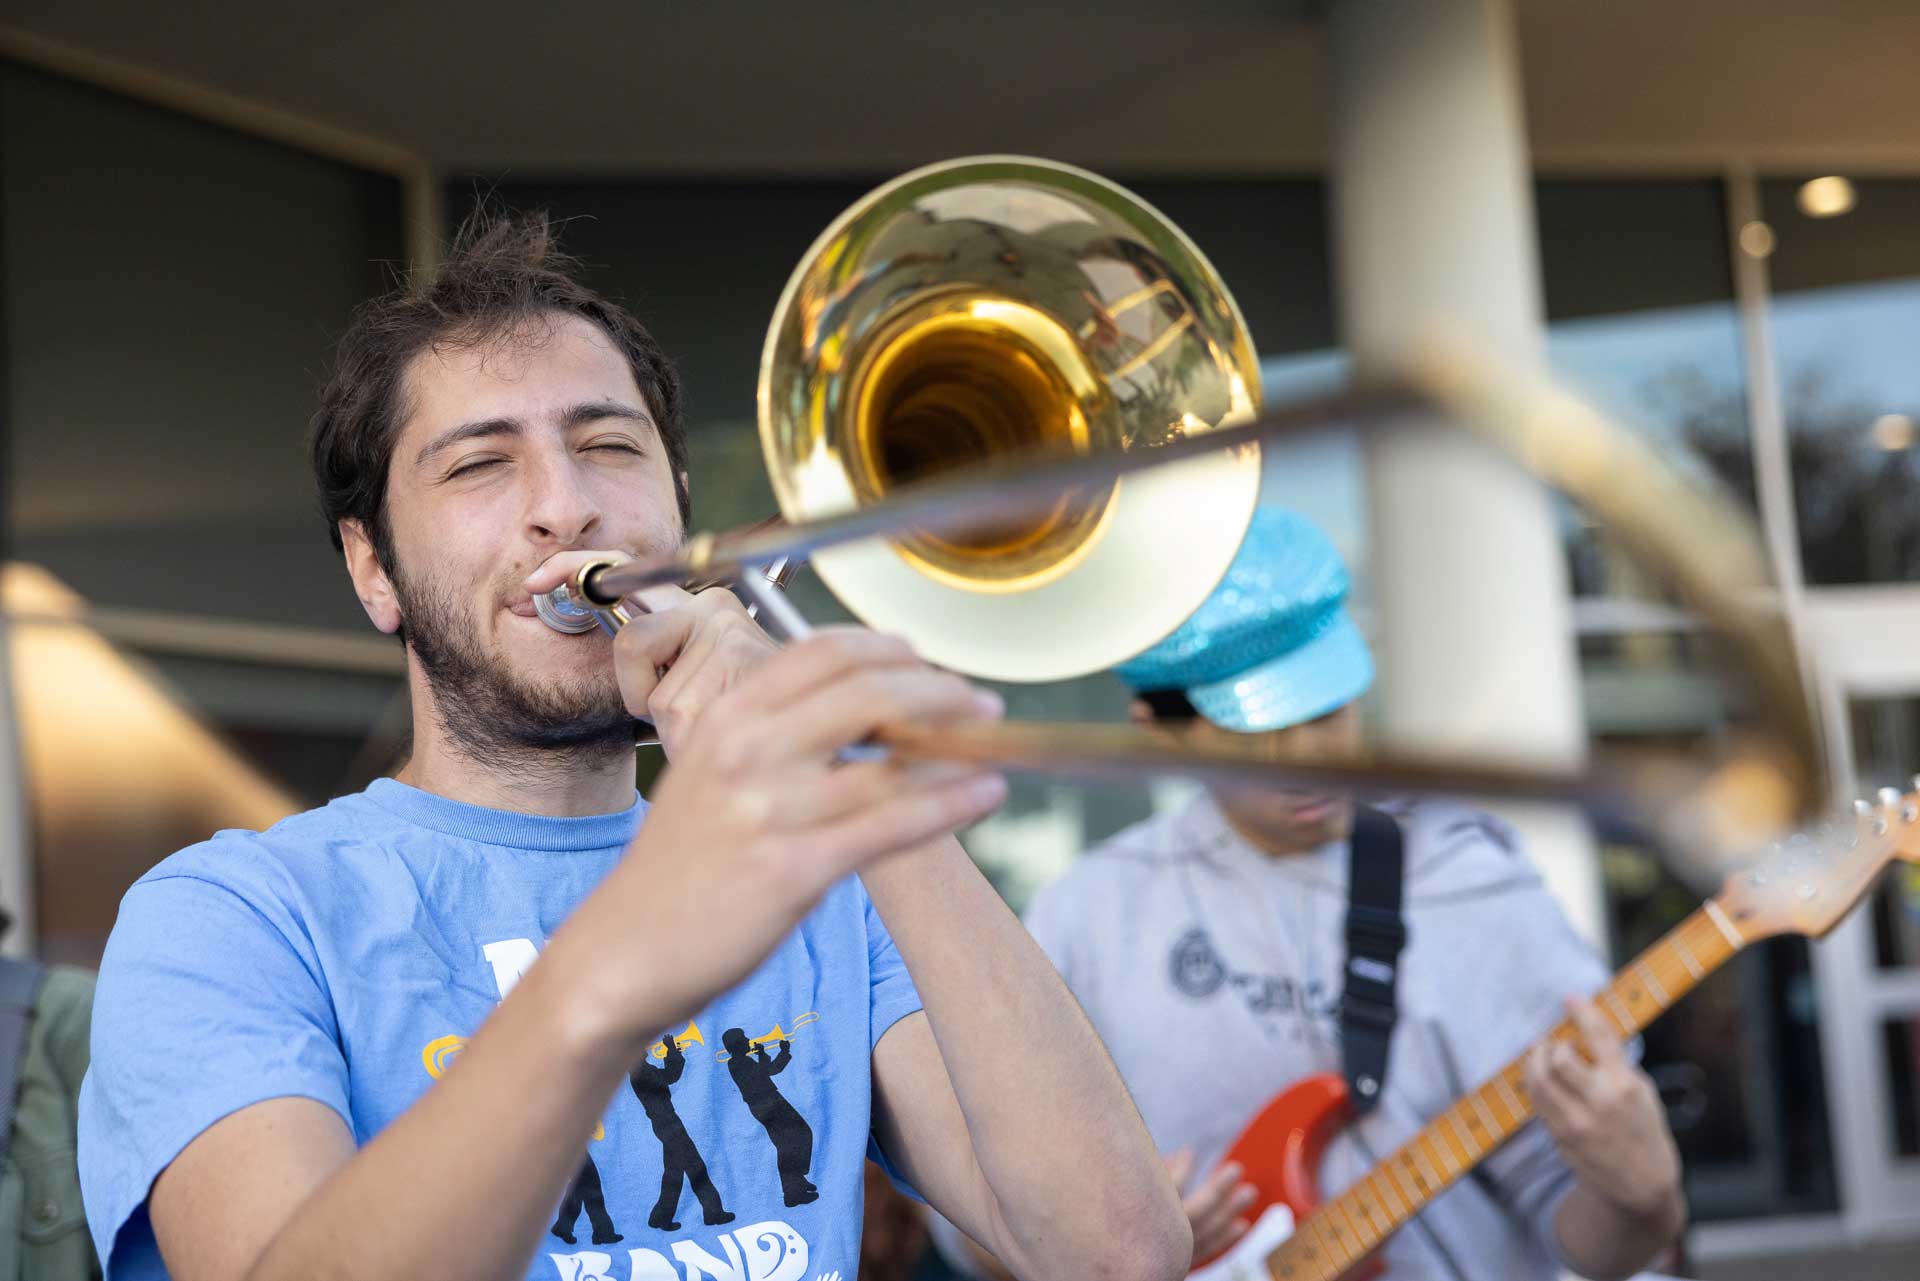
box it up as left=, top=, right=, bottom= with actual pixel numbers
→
left=1165, top=1149, right=1259, bottom=1264
left=1525, top=996, right=1686, bottom=1280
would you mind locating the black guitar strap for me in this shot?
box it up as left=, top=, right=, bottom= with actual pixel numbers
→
left=1342, top=804, right=1407, bottom=1116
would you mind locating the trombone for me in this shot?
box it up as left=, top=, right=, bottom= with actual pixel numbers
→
left=535, top=156, right=1823, bottom=870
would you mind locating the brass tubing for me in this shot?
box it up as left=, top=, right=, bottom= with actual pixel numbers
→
left=567, top=339, right=1823, bottom=853
left=580, top=384, right=1422, bottom=603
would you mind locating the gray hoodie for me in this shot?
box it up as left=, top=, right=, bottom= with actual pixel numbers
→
left=1021, top=793, right=1610, bottom=1281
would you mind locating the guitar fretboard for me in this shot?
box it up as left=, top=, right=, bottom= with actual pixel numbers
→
left=1266, top=901, right=1745, bottom=1281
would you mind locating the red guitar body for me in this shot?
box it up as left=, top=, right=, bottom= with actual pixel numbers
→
left=1194, top=1072, right=1386, bottom=1281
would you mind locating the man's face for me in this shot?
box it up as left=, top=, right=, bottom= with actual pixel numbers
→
left=371, top=312, right=683, bottom=754
left=1144, top=701, right=1363, bottom=852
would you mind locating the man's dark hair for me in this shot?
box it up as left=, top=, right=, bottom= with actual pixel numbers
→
left=310, top=208, right=689, bottom=573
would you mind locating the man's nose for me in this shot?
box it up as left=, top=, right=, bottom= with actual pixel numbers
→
left=525, top=454, right=603, bottom=546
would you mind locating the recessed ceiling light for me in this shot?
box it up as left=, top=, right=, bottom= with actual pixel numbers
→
left=1798, top=176, right=1858, bottom=218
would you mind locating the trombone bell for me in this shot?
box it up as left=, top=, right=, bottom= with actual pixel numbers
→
left=759, top=156, right=1263, bottom=682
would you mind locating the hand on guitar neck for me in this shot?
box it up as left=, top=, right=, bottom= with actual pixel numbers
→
left=1524, top=996, right=1686, bottom=1278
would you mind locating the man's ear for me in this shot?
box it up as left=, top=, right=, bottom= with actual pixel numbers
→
left=340, top=519, right=402, bottom=635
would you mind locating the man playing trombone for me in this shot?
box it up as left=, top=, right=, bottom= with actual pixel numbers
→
left=76, top=212, right=1189, bottom=1281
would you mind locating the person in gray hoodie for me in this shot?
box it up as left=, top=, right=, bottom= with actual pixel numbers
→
left=937, top=506, right=1686, bottom=1281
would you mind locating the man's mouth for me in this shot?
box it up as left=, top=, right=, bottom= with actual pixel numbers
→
left=1289, top=798, right=1336, bottom=823
left=505, top=594, right=540, bottom=619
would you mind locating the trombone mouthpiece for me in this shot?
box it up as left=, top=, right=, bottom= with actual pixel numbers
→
left=532, top=585, right=600, bottom=634
left=532, top=558, right=628, bottom=635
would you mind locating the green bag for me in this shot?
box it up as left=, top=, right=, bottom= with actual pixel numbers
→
left=0, top=962, right=98, bottom=1281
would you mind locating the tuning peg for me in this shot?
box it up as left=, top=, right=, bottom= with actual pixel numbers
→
left=1854, top=798, right=1875, bottom=816
left=1880, top=787, right=1903, bottom=809
left=1904, top=802, right=1919, bottom=824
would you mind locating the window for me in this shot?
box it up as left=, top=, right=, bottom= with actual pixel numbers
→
left=2, top=62, right=403, bottom=631
left=1, top=62, right=410, bottom=959
left=1760, top=178, right=1920, bottom=585
left=1536, top=180, right=1755, bottom=599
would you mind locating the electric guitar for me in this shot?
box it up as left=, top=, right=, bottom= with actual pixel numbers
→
left=1191, top=785, right=1920, bottom=1281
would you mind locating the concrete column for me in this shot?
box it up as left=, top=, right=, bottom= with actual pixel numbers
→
left=1327, top=0, right=1603, bottom=942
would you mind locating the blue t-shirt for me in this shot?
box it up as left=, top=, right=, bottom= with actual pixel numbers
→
left=78, top=778, right=925, bottom=1281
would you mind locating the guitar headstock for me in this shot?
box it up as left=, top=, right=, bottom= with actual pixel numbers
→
left=1714, top=780, right=1920, bottom=943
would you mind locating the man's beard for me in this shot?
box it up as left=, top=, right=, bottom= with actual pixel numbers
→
left=391, top=560, right=638, bottom=765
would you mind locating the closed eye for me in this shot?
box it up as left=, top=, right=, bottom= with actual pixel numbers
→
left=447, top=456, right=507, bottom=479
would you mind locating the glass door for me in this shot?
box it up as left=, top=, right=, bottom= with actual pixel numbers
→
left=1805, top=591, right=1920, bottom=1234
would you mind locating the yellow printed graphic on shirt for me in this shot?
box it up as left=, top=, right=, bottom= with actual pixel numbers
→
left=646, top=1012, right=822, bottom=1065
left=422, top=1033, right=467, bottom=1079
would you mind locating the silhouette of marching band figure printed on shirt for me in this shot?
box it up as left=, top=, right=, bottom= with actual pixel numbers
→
left=551, top=1153, right=622, bottom=1246
left=721, top=1028, right=818, bottom=1208
left=630, top=1034, right=736, bottom=1232
left=538, top=1021, right=823, bottom=1244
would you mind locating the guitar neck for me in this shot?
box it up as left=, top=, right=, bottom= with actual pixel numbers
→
left=1267, top=899, right=1746, bottom=1281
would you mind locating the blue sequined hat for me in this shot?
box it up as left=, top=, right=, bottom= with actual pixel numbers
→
left=1114, top=507, right=1374, bottom=733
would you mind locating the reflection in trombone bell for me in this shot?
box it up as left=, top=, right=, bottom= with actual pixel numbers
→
left=648, top=1020, right=705, bottom=1060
